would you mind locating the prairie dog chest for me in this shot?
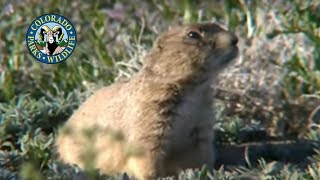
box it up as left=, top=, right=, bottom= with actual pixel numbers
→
left=167, top=82, right=214, bottom=147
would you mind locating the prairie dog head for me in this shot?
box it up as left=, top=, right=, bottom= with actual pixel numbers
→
left=143, top=23, right=239, bottom=81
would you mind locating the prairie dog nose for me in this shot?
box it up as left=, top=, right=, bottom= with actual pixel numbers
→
left=215, top=31, right=238, bottom=48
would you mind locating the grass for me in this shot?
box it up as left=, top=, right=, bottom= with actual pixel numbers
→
left=0, top=0, right=319, bottom=179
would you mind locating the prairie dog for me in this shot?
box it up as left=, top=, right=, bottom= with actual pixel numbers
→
left=56, top=23, right=239, bottom=179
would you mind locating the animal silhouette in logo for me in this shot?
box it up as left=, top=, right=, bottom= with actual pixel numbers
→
left=36, top=25, right=67, bottom=55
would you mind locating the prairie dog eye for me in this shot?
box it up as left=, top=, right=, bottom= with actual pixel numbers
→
left=187, top=31, right=202, bottom=39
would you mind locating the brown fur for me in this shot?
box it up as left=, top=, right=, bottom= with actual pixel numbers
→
left=56, top=23, right=239, bottom=179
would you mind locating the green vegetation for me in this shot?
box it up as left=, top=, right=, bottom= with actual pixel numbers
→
left=0, top=0, right=319, bottom=179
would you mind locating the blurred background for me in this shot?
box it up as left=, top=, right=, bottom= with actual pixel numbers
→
left=0, top=0, right=319, bottom=179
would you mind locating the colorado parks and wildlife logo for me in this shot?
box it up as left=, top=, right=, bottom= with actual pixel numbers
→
left=26, top=14, right=77, bottom=64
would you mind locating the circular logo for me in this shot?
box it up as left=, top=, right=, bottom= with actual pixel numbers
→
left=26, top=14, right=77, bottom=64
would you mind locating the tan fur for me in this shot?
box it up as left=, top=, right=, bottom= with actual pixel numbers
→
left=56, top=23, right=239, bottom=179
